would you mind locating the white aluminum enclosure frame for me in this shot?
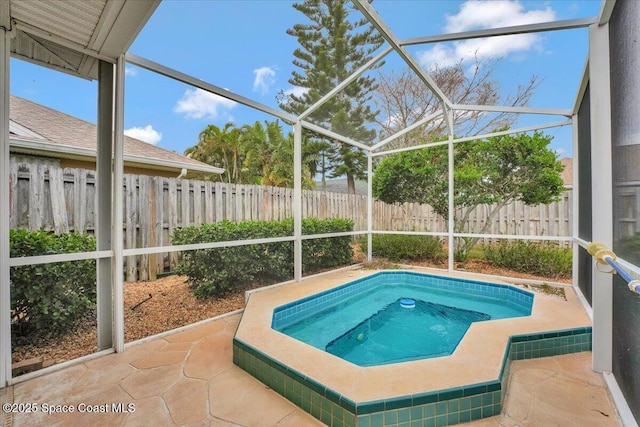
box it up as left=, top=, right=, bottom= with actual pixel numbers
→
left=587, top=20, right=614, bottom=374
left=0, top=0, right=614, bottom=398
left=1, top=24, right=12, bottom=389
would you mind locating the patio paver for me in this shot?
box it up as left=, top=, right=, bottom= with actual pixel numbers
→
left=3, top=270, right=622, bottom=427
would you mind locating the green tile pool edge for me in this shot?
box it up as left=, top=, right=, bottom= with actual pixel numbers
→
left=233, top=327, right=591, bottom=427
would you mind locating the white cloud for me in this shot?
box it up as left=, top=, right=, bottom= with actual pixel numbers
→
left=444, top=0, right=555, bottom=33
left=284, top=86, right=309, bottom=98
left=277, top=86, right=310, bottom=107
left=173, top=88, right=237, bottom=120
left=124, top=125, right=162, bottom=145
left=253, top=66, right=277, bottom=95
left=417, top=0, right=556, bottom=69
left=125, top=67, right=138, bottom=77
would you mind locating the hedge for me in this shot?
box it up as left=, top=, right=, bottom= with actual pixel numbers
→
left=172, top=218, right=353, bottom=298
left=483, top=240, right=572, bottom=278
left=360, top=234, right=443, bottom=262
left=10, top=229, right=96, bottom=339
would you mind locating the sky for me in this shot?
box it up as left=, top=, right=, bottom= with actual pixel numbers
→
left=10, top=0, right=603, bottom=159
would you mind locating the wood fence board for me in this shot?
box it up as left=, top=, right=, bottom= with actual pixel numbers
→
left=74, top=169, right=87, bottom=233
left=225, top=183, right=233, bottom=221
left=180, top=179, right=190, bottom=227
left=204, top=181, right=214, bottom=224
left=124, top=174, right=137, bottom=282
left=139, top=175, right=150, bottom=281
left=9, top=158, right=17, bottom=229
left=215, top=182, right=223, bottom=222
left=167, top=178, right=179, bottom=270
left=28, top=162, right=45, bottom=229
left=48, top=166, right=69, bottom=233
left=155, top=177, right=164, bottom=274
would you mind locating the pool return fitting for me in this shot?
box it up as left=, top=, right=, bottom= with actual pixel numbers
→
left=587, top=242, right=640, bottom=295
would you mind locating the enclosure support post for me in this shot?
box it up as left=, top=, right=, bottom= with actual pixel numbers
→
left=571, top=116, right=581, bottom=300
left=367, top=154, right=373, bottom=262
left=0, top=26, right=11, bottom=388
left=112, top=55, right=125, bottom=352
left=96, top=61, right=114, bottom=350
left=589, top=22, right=613, bottom=373
left=293, top=121, right=302, bottom=282
left=446, top=108, right=455, bottom=272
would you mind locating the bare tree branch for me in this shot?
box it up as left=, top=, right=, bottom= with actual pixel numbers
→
left=373, top=55, right=540, bottom=150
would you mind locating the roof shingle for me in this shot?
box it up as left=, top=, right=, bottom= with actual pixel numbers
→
left=9, top=95, right=218, bottom=173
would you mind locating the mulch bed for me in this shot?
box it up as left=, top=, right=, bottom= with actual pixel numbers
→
left=11, top=276, right=255, bottom=366
left=408, top=258, right=572, bottom=284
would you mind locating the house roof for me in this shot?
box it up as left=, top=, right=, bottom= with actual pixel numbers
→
left=9, top=95, right=223, bottom=176
left=319, top=179, right=369, bottom=196
left=5, top=0, right=160, bottom=80
left=560, top=157, right=573, bottom=186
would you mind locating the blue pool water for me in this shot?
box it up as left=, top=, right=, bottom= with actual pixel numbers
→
left=272, top=272, right=533, bottom=366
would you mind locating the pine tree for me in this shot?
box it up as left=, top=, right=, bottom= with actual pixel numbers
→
left=278, top=0, right=383, bottom=194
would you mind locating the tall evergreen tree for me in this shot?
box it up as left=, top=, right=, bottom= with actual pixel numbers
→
left=278, top=0, right=383, bottom=194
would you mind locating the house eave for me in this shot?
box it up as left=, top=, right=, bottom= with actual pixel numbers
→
left=9, top=136, right=224, bottom=176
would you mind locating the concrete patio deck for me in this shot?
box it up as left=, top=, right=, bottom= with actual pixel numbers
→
left=0, top=270, right=621, bottom=427
left=1, top=315, right=621, bottom=427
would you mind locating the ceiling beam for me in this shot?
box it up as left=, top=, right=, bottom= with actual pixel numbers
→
left=401, top=17, right=597, bottom=46
left=452, top=104, right=572, bottom=117
left=372, top=119, right=572, bottom=157
left=126, top=53, right=296, bottom=124
left=301, top=120, right=372, bottom=151
left=299, top=46, right=392, bottom=121
left=371, top=110, right=443, bottom=151
left=598, top=0, right=617, bottom=25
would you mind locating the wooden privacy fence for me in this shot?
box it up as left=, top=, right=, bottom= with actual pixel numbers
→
left=10, top=157, right=572, bottom=281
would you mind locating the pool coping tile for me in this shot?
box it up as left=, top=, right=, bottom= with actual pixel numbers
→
left=233, top=268, right=592, bottom=426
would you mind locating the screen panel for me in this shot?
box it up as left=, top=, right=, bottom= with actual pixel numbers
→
left=577, top=84, right=592, bottom=241
left=609, top=0, right=640, bottom=422
left=576, top=83, right=593, bottom=306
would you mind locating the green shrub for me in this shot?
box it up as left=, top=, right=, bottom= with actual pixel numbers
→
left=300, top=218, right=353, bottom=272
left=172, top=218, right=353, bottom=299
left=10, top=229, right=96, bottom=339
left=483, top=240, right=572, bottom=278
left=360, top=234, right=443, bottom=262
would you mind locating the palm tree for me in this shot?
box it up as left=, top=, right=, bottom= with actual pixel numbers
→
left=185, top=123, right=245, bottom=183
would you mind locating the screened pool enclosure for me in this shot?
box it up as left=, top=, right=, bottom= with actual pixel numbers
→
left=0, top=1, right=638, bottom=424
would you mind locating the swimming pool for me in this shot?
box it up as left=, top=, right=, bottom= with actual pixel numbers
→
left=273, top=272, right=533, bottom=366
left=234, top=269, right=592, bottom=427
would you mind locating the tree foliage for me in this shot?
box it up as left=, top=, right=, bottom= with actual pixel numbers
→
left=185, top=120, right=316, bottom=188
left=278, top=0, right=383, bottom=193
left=373, top=57, right=539, bottom=150
left=185, top=123, right=246, bottom=184
left=373, top=131, right=565, bottom=259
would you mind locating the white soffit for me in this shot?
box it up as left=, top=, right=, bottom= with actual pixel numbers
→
left=7, top=0, right=159, bottom=80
